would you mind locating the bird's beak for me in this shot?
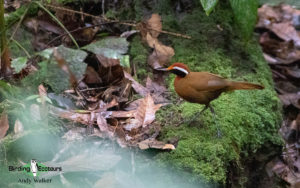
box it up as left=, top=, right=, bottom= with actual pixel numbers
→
left=156, top=67, right=169, bottom=71
left=156, top=66, right=172, bottom=71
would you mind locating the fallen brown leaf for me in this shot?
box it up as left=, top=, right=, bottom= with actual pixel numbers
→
left=271, top=22, right=300, bottom=47
left=146, top=33, right=175, bottom=68
left=96, top=113, right=108, bottom=132
left=138, top=138, right=175, bottom=150
left=278, top=93, right=300, bottom=109
left=135, top=94, right=162, bottom=128
left=147, top=14, right=162, bottom=38
left=96, top=54, right=120, bottom=68
left=123, top=71, right=149, bottom=97
left=84, top=66, right=102, bottom=84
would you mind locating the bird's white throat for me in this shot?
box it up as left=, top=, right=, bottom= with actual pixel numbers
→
left=173, top=66, right=189, bottom=75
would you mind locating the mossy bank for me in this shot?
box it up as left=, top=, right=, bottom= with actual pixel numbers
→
left=128, top=0, right=282, bottom=185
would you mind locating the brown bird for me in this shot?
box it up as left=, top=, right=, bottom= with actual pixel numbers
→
left=161, top=62, right=264, bottom=136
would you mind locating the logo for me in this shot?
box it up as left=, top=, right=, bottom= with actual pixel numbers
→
left=8, top=159, right=62, bottom=184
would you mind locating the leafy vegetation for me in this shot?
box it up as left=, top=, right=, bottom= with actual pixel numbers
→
left=200, top=0, right=258, bottom=40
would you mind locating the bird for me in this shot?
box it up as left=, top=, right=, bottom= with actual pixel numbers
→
left=160, top=62, right=264, bottom=136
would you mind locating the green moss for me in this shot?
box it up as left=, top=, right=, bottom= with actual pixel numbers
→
left=123, top=0, right=282, bottom=184
left=153, top=1, right=282, bottom=184
left=129, top=36, right=150, bottom=81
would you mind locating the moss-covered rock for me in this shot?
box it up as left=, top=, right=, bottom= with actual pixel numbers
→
left=128, top=0, right=282, bottom=185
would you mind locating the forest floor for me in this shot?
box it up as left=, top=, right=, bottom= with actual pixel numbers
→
left=0, top=0, right=299, bottom=187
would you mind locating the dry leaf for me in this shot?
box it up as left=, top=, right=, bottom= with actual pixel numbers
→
left=138, top=139, right=175, bottom=150
left=271, top=22, right=300, bottom=47
left=96, top=113, right=108, bottom=132
left=124, top=99, right=144, bottom=111
left=109, top=111, right=136, bottom=118
left=135, top=94, right=162, bottom=128
left=257, top=5, right=281, bottom=28
left=146, top=33, right=175, bottom=68
left=124, top=71, right=149, bottom=97
left=123, top=119, right=140, bottom=131
left=147, top=14, right=162, bottom=38
left=84, top=66, right=102, bottom=84
left=162, top=144, right=176, bottom=150
left=279, top=93, right=300, bottom=109
left=96, top=54, right=120, bottom=68
left=0, top=112, right=9, bottom=139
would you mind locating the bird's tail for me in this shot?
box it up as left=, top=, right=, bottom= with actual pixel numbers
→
left=227, top=81, right=264, bottom=91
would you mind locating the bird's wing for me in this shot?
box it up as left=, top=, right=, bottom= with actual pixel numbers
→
left=188, top=72, right=229, bottom=92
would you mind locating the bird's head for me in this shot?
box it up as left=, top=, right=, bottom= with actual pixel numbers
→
left=166, top=62, right=190, bottom=77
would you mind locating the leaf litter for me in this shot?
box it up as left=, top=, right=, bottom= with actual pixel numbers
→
left=257, top=4, right=300, bottom=187
left=3, top=10, right=180, bottom=173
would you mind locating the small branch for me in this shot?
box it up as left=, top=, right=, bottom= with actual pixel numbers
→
left=44, top=3, right=191, bottom=39
left=35, top=2, right=80, bottom=49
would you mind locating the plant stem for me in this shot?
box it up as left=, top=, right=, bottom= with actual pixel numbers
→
left=0, top=0, right=12, bottom=77
left=0, top=0, right=6, bottom=53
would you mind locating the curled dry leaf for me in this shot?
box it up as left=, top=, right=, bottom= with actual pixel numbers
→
left=137, top=14, right=175, bottom=69
left=146, top=33, right=175, bottom=69
left=138, top=138, right=175, bottom=150
left=0, top=112, right=9, bottom=139
left=135, top=94, right=162, bottom=128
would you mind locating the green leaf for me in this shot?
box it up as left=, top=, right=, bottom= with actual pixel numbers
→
left=230, top=0, right=258, bottom=40
left=23, top=46, right=88, bottom=93
left=37, top=48, right=54, bottom=59
left=200, top=0, right=219, bottom=15
left=56, top=45, right=88, bottom=80
left=11, top=57, right=27, bottom=73
left=82, top=37, right=129, bottom=67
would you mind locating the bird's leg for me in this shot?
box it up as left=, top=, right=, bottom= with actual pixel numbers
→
left=208, top=105, right=222, bottom=138
left=180, top=104, right=209, bottom=126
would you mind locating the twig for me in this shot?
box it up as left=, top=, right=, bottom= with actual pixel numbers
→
left=44, top=3, right=191, bottom=39
left=35, top=2, right=80, bottom=49
left=79, top=86, right=108, bottom=92
left=45, top=22, right=117, bottom=47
